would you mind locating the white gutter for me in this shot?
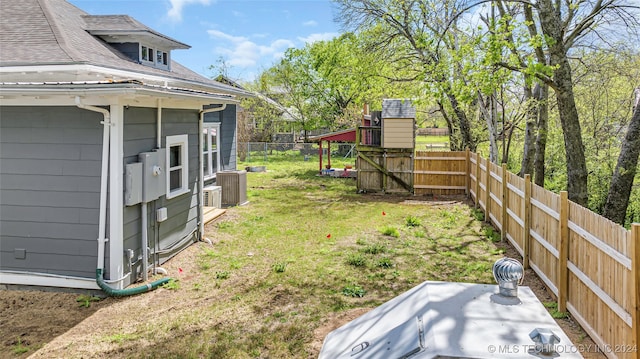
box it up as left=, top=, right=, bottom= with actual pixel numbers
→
left=0, top=85, right=240, bottom=104
left=75, top=97, right=111, bottom=273
left=199, top=104, right=227, bottom=240
left=0, top=64, right=254, bottom=97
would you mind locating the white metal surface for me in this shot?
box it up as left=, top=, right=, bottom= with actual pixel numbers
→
left=319, top=281, right=583, bottom=359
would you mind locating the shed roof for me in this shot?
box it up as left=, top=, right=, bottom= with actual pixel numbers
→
left=382, top=99, right=416, bottom=119
left=308, top=128, right=356, bottom=143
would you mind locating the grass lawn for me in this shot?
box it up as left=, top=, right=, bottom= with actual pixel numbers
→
left=169, top=152, right=505, bottom=357
left=415, top=134, right=449, bottom=145
left=415, top=135, right=450, bottom=151
left=21, top=151, right=513, bottom=359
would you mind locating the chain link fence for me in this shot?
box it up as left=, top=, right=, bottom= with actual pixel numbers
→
left=238, top=142, right=357, bottom=162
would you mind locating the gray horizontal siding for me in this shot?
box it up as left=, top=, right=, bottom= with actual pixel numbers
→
left=0, top=127, right=102, bottom=144
left=0, top=143, right=102, bottom=160
left=1, top=221, right=99, bottom=240
left=122, top=107, right=157, bottom=285
left=1, top=236, right=97, bottom=256
left=1, top=174, right=100, bottom=192
left=1, top=189, right=100, bottom=208
left=121, top=107, right=200, bottom=284
left=204, top=105, right=237, bottom=170
left=0, top=106, right=102, bottom=279
left=158, top=108, right=200, bottom=255
left=0, top=206, right=99, bottom=224
left=0, top=159, right=102, bottom=176
left=1, top=251, right=97, bottom=277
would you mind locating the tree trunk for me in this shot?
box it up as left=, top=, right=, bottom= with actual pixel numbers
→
left=534, top=84, right=549, bottom=187
left=538, top=0, right=588, bottom=206
left=602, top=97, right=640, bottom=224
left=437, top=101, right=456, bottom=151
left=478, top=93, right=499, bottom=163
left=446, top=91, right=475, bottom=152
left=520, top=84, right=537, bottom=177
left=553, top=61, right=589, bottom=205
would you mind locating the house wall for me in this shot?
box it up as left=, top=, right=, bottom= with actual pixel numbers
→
left=204, top=104, right=237, bottom=172
left=122, top=107, right=200, bottom=286
left=110, top=42, right=139, bottom=62
left=0, top=106, right=102, bottom=279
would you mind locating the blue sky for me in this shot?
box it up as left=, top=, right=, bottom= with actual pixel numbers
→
left=69, top=0, right=342, bottom=82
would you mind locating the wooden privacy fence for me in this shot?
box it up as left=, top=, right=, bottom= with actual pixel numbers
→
left=415, top=150, right=639, bottom=358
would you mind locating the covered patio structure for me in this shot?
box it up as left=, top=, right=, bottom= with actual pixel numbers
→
left=308, top=128, right=356, bottom=175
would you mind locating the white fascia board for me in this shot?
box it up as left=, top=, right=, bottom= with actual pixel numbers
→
left=0, top=64, right=253, bottom=97
left=0, top=86, right=239, bottom=108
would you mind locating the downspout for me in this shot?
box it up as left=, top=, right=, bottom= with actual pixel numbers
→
left=199, top=104, right=227, bottom=241
left=75, top=97, right=170, bottom=296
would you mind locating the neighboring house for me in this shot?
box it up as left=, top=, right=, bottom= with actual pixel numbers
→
left=0, top=0, right=251, bottom=291
left=216, top=75, right=298, bottom=141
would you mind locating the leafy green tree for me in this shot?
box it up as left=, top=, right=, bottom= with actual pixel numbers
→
left=260, top=32, right=417, bottom=140
left=487, top=0, right=639, bottom=205
left=334, top=0, right=480, bottom=151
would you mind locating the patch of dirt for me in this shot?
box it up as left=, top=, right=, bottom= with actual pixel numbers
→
left=0, top=289, right=113, bottom=358
left=309, top=307, right=372, bottom=358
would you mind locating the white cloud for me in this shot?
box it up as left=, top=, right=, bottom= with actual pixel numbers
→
left=208, top=29, right=247, bottom=43
left=208, top=29, right=295, bottom=68
left=297, top=32, right=339, bottom=44
left=167, top=0, right=213, bottom=22
left=303, top=20, right=318, bottom=27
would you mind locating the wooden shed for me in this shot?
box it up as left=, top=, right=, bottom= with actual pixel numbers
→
left=381, top=99, right=416, bottom=149
left=356, top=99, right=415, bottom=194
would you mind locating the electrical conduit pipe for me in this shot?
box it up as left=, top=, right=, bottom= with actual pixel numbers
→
left=151, top=98, right=168, bottom=276
left=75, top=97, right=171, bottom=296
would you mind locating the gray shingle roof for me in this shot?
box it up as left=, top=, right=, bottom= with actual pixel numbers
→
left=382, top=99, right=416, bottom=119
left=83, top=15, right=190, bottom=49
left=0, top=0, right=246, bottom=96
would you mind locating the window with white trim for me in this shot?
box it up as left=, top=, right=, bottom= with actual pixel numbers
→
left=140, top=45, right=170, bottom=69
left=202, top=123, right=221, bottom=180
left=166, top=134, right=189, bottom=199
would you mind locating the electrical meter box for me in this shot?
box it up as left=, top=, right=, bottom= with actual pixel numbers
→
left=138, top=148, right=167, bottom=203
left=124, top=162, right=143, bottom=206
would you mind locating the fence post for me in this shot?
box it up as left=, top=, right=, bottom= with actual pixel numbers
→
left=475, top=153, right=481, bottom=209
left=264, top=142, right=268, bottom=162
left=523, top=174, right=531, bottom=269
left=501, top=163, right=508, bottom=241
left=558, top=191, right=569, bottom=312
left=632, top=223, right=640, bottom=348
left=485, top=160, right=491, bottom=223
left=465, top=148, right=470, bottom=197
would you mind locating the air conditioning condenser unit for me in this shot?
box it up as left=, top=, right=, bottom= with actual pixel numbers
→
left=216, top=170, right=248, bottom=206
left=203, top=185, right=222, bottom=208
